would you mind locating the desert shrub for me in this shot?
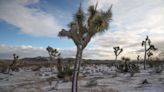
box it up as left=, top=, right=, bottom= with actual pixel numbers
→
left=11, top=66, right=19, bottom=72
left=147, top=60, right=154, bottom=68
left=89, top=87, right=118, bottom=92
left=111, top=72, right=117, bottom=78
left=57, top=71, right=65, bottom=78
left=86, top=79, right=97, bottom=87
left=57, top=59, right=73, bottom=81
left=129, top=63, right=140, bottom=72
left=148, top=60, right=163, bottom=73
left=117, top=61, right=139, bottom=77
left=154, top=64, right=163, bottom=73
left=117, top=62, right=127, bottom=72
left=116, top=61, right=128, bottom=73
left=31, top=66, right=42, bottom=71
left=130, top=63, right=139, bottom=77
left=154, top=67, right=163, bottom=73
left=0, top=66, right=8, bottom=73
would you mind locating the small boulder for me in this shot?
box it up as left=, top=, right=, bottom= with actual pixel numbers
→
left=142, top=79, right=149, bottom=84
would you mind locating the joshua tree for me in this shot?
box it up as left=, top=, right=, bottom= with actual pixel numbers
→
left=7, top=53, right=19, bottom=73
left=113, top=46, right=123, bottom=65
left=58, top=3, right=112, bottom=92
left=137, top=55, right=140, bottom=65
left=137, top=55, right=140, bottom=61
left=46, top=46, right=61, bottom=72
left=141, top=36, right=157, bottom=70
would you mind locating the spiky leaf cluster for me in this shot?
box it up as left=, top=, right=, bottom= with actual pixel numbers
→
left=58, top=3, right=112, bottom=49
left=13, top=53, right=19, bottom=65
left=46, top=46, right=60, bottom=59
left=147, top=51, right=153, bottom=58
left=13, top=53, right=19, bottom=60
left=113, top=46, right=123, bottom=56
left=141, top=36, right=157, bottom=58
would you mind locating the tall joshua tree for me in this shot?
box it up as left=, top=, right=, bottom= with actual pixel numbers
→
left=58, top=3, right=112, bottom=92
left=113, top=46, right=123, bottom=65
left=141, top=36, right=157, bottom=70
left=46, top=46, right=61, bottom=72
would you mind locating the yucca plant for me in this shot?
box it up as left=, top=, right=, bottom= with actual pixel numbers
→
left=141, top=36, right=157, bottom=70
left=58, top=3, right=112, bottom=92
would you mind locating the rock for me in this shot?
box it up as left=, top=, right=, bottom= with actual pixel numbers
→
left=142, top=79, right=149, bottom=84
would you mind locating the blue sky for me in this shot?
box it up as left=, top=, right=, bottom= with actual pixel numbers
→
left=0, top=0, right=79, bottom=48
left=0, top=20, right=74, bottom=48
left=0, top=0, right=164, bottom=59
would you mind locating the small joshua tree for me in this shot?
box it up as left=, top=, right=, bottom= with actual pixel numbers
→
left=113, top=46, right=123, bottom=65
left=46, top=46, right=61, bottom=72
left=137, top=55, right=140, bottom=61
left=7, top=53, right=19, bottom=73
left=58, top=3, right=112, bottom=92
left=141, top=36, right=157, bottom=70
left=137, top=55, right=140, bottom=65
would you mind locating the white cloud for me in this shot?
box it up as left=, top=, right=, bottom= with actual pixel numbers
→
left=0, top=0, right=62, bottom=37
left=88, top=0, right=118, bottom=11
left=0, top=44, right=115, bottom=60
left=0, top=44, right=47, bottom=59
left=87, top=0, right=164, bottom=59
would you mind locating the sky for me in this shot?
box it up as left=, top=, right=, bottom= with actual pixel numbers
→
left=0, top=0, right=164, bottom=60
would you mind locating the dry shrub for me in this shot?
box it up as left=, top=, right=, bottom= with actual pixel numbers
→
left=86, top=79, right=97, bottom=87
left=89, top=87, right=119, bottom=92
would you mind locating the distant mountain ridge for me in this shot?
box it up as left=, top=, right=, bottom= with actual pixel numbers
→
left=0, top=56, right=116, bottom=64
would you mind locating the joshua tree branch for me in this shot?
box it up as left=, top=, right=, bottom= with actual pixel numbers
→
left=58, top=29, right=72, bottom=38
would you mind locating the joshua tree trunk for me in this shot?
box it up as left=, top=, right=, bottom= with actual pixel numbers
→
left=7, top=63, right=14, bottom=73
left=72, top=47, right=83, bottom=92
left=115, top=55, right=118, bottom=66
left=144, top=42, right=147, bottom=70
left=48, top=53, right=53, bottom=72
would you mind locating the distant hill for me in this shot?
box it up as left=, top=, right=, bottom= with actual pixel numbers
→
left=21, top=56, right=116, bottom=64
left=22, top=56, right=49, bottom=61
